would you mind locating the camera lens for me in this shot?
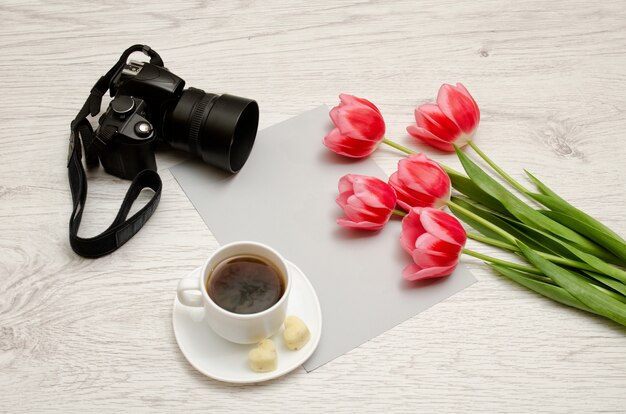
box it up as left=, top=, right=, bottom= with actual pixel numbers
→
left=164, top=88, right=259, bottom=173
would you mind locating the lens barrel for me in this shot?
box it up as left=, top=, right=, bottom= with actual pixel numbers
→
left=164, top=88, right=259, bottom=173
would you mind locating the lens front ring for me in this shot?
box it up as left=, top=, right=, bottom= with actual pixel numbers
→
left=164, top=88, right=259, bottom=173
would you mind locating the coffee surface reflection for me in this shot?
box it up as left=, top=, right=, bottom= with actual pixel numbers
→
left=207, top=255, right=285, bottom=314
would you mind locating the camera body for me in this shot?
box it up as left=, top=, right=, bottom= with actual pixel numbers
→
left=95, top=60, right=259, bottom=180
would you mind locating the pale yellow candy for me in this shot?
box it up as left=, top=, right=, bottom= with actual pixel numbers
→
left=248, top=339, right=277, bottom=372
left=283, top=315, right=310, bottom=350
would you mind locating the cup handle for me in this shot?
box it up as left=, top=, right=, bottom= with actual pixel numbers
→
left=177, top=272, right=204, bottom=307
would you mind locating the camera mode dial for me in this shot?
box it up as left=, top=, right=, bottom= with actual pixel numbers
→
left=111, top=95, right=135, bottom=116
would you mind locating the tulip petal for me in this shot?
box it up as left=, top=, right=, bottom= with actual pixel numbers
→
left=400, top=208, right=427, bottom=254
left=394, top=190, right=436, bottom=211
left=390, top=176, right=440, bottom=211
left=336, top=192, right=351, bottom=209
left=337, top=217, right=385, bottom=231
left=324, top=128, right=378, bottom=158
left=400, top=228, right=420, bottom=254
left=340, top=174, right=397, bottom=211
left=455, top=83, right=480, bottom=120
left=413, top=245, right=461, bottom=266
left=412, top=233, right=462, bottom=266
left=419, top=208, right=467, bottom=246
left=334, top=141, right=379, bottom=158
left=413, top=232, right=462, bottom=255
left=331, top=106, right=386, bottom=141
left=337, top=174, right=356, bottom=194
left=329, top=107, right=371, bottom=142
left=414, top=104, right=461, bottom=143
left=343, top=195, right=390, bottom=222
left=412, top=250, right=460, bottom=269
left=338, top=93, right=381, bottom=114
left=352, top=177, right=397, bottom=209
left=402, top=262, right=458, bottom=281
left=437, top=84, right=480, bottom=134
left=396, top=197, right=437, bottom=212
left=397, top=154, right=451, bottom=198
left=407, top=125, right=456, bottom=152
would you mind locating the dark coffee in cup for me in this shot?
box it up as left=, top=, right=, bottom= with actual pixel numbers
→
left=207, top=255, right=285, bottom=314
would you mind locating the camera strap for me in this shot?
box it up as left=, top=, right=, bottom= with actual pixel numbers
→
left=67, top=45, right=164, bottom=258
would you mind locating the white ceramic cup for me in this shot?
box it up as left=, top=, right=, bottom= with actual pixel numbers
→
left=176, top=241, right=291, bottom=344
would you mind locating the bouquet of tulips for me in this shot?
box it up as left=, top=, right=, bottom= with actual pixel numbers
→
left=324, top=86, right=626, bottom=328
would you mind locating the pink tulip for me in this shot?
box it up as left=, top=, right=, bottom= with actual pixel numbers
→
left=388, top=153, right=451, bottom=211
left=407, top=83, right=480, bottom=152
left=336, top=174, right=397, bottom=230
left=400, top=207, right=466, bottom=281
left=324, top=94, right=386, bottom=158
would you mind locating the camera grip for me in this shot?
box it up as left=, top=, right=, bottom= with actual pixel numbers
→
left=67, top=44, right=165, bottom=258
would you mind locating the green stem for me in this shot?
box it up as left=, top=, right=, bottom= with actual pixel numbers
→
left=447, top=200, right=517, bottom=244
left=466, top=232, right=597, bottom=272
left=392, top=209, right=407, bottom=217
left=468, top=141, right=530, bottom=195
left=462, top=248, right=544, bottom=275
left=381, top=138, right=415, bottom=155
left=466, top=232, right=517, bottom=250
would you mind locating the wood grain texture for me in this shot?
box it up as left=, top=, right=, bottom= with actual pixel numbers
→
left=1, top=0, right=626, bottom=412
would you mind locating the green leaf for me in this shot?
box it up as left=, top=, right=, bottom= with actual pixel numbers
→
left=553, top=241, right=626, bottom=285
left=537, top=203, right=626, bottom=264
left=448, top=198, right=511, bottom=244
left=583, top=271, right=626, bottom=299
left=503, top=219, right=626, bottom=287
left=449, top=208, right=506, bottom=244
left=489, top=264, right=597, bottom=314
left=516, top=242, right=626, bottom=327
left=526, top=170, right=626, bottom=245
left=452, top=197, right=579, bottom=259
left=499, top=213, right=619, bottom=264
left=447, top=169, right=511, bottom=216
left=454, top=145, right=612, bottom=259
left=452, top=196, right=513, bottom=222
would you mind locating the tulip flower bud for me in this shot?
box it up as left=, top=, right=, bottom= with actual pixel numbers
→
left=389, top=153, right=451, bottom=211
left=400, top=207, right=466, bottom=281
left=324, top=94, right=386, bottom=158
left=407, top=83, right=479, bottom=152
left=336, top=174, right=397, bottom=230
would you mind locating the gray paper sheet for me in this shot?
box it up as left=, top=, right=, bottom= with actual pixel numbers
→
left=170, top=106, right=476, bottom=371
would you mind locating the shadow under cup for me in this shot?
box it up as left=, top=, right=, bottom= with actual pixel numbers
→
left=191, top=242, right=291, bottom=344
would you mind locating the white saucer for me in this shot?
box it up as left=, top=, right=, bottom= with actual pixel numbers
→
left=173, top=260, right=322, bottom=384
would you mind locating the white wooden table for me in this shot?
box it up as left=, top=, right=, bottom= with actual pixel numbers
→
left=1, top=1, right=625, bottom=412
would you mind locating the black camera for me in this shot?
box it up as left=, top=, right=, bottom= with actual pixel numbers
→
left=67, top=45, right=260, bottom=258
left=94, top=60, right=259, bottom=180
